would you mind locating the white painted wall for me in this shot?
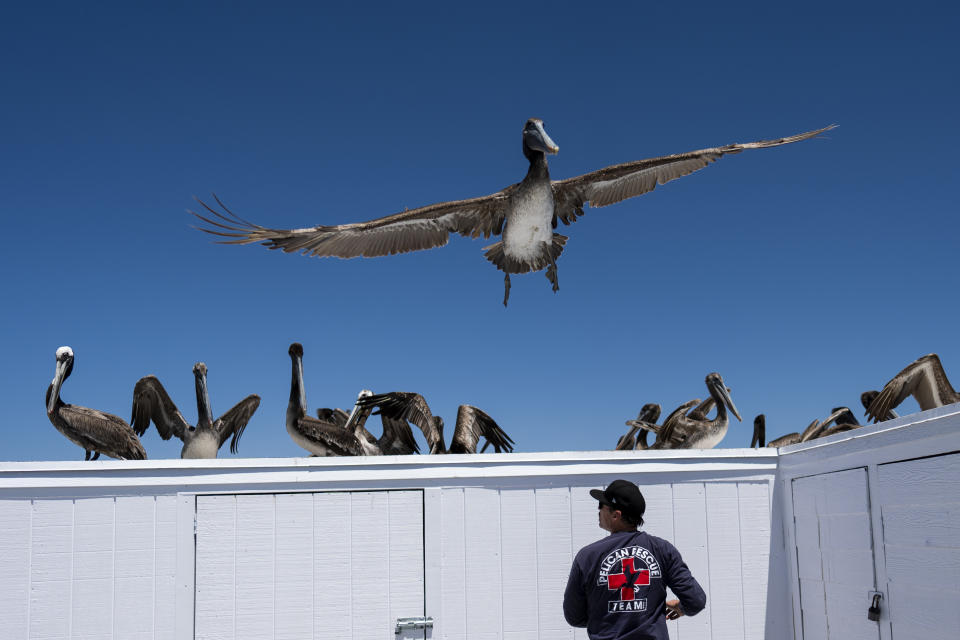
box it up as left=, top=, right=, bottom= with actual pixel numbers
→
left=778, top=403, right=960, bottom=640
left=0, top=450, right=783, bottom=639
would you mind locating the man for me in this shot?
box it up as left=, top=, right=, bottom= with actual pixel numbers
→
left=563, top=479, right=706, bottom=639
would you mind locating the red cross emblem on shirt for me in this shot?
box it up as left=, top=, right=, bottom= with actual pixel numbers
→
left=607, top=557, right=650, bottom=600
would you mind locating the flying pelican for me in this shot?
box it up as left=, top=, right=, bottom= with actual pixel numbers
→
left=617, top=403, right=661, bottom=450
left=647, top=373, right=741, bottom=449
left=46, top=346, right=146, bottom=461
left=130, top=363, right=260, bottom=458
left=865, top=354, right=957, bottom=423
left=192, top=120, right=834, bottom=306
left=356, top=392, right=515, bottom=453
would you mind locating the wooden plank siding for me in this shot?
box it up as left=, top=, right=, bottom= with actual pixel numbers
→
left=0, top=495, right=178, bottom=640
left=432, top=480, right=770, bottom=640
left=0, top=448, right=784, bottom=639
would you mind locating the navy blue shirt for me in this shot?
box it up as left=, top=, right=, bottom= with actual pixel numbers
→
left=563, top=530, right=706, bottom=640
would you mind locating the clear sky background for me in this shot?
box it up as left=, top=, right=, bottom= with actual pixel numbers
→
left=2, top=1, right=957, bottom=461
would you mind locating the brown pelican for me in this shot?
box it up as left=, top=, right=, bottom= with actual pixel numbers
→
left=192, top=121, right=833, bottom=306
left=865, top=354, right=956, bottom=423
left=356, top=392, right=515, bottom=453
left=337, top=390, right=421, bottom=456
left=648, top=373, right=741, bottom=449
left=628, top=398, right=699, bottom=447
left=130, top=363, right=260, bottom=458
left=286, top=343, right=366, bottom=456
left=617, top=403, right=661, bottom=450
left=751, top=414, right=765, bottom=447
left=46, top=346, right=146, bottom=461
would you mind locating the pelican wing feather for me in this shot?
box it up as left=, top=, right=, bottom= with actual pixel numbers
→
left=215, top=394, right=260, bottom=455
left=130, top=376, right=189, bottom=441
left=866, top=354, right=956, bottom=423
left=60, top=404, right=146, bottom=460
left=191, top=188, right=515, bottom=259
left=357, top=392, right=443, bottom=454
left=452, top=405, right=514, bottom=454
left=551, top=126, right=834, bottom=225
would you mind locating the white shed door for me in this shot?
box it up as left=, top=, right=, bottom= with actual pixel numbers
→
left=792, top=468, right=879, bottom=640
left=876, top=452, right=960, bottom=640
left=195, top=491, right=425, bottom=640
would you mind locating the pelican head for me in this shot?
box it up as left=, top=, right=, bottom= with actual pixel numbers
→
left=522, top=118, right=559, bottom=156
left=637, top=403, right=661, bottom=424
left=193, top=362, right=208, bottom=377
left=706, top=372, right=741, bottom=421
left=288, top=342, right=304, bottom=358
left=860, top=390, right=878, bottom=413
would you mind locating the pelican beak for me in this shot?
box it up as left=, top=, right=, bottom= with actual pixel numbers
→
left=529, top=120, right=559, bottom=154
left=48, top=357, right=70, bottom=414
left=718, top=384, right=742, bottom=422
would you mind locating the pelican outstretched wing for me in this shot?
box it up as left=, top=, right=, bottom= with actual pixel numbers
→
left=452, top=405, right=514, bottom=454
left=191, top=185, right=515, bottom=259
left=356, top=392, right=443, bottom=454
left=866, top=354, right=954, bottom=422
left=215, top=394, right=260, bottom=455
left=551, top=126, right=835, bottom=225
left=131, top=376, right=189, bottom=441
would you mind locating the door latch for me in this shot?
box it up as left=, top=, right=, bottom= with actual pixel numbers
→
left=867, top=591, right=882, bottom=622
left=396, top=616, right=434, bottom=635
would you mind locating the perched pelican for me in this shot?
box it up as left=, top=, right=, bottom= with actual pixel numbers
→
left=193, top=120, right=833, bottom=306
left=650, top=373, right=742, bottom=449
left=617, top=403, right=661, bottom=450
left=338, top=390, right=421, bottom=456
left=131, top=363, right=260, bottom=458
left=356, top=392, right=515, bottom=453
left=751, top=415, right=765, bottom=447
left=860, top=390, right=897, bottom=421
left=865, top=354, right=957, bottom=423
left=46, top=346, right=146, bottom=461
left=649, top=373, right=741, bottom=449
left=286, top=343, right=366, bottom=456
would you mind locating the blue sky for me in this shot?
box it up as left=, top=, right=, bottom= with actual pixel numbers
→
left=2, top=1, right=957, bottom=461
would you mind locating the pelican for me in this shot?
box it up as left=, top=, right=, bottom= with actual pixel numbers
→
left=337, top=390, right=421, bottom=456
left=130, top=363, right=260, bottom=458
left=46, top=346, right=146, bottom=461
left=618, top=403, right=661, bottom=450
left=751, top=414, right=765, bottom=447
left=647, top=374, right=740, bottom=449
left=865, top=354, right=956, bottom=423
left=193, top=120, right=833, bottom=306
left=356, top=392, right=515, bottom=453
left=286, top=343, right=366, bottom=456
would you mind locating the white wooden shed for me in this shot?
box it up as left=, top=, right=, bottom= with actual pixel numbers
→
left=1, top=405, right=957, bottom=640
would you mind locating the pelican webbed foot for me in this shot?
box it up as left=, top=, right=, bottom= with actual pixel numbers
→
left=503, top=273, right=511, bottom=307
left=545, top=261, right=559, bottom=293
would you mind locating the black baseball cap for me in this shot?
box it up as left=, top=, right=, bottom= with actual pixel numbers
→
left=590, top=479, right=646, bottom=522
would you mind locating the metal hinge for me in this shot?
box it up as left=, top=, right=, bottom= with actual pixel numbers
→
left=395, top=616, right=433, bottom=635
left=193, top=515, right=198, bottom=536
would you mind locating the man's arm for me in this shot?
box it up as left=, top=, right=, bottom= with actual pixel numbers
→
left=661, top=542, right=707, bottom=616
left=562, top=560, right=588, bottom=627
